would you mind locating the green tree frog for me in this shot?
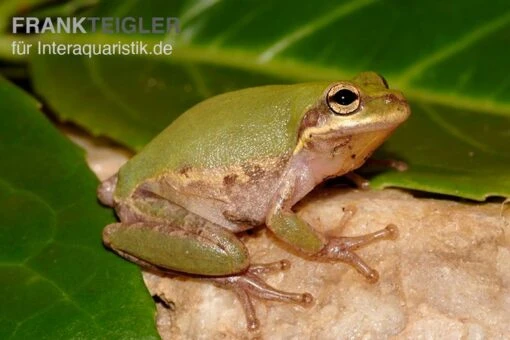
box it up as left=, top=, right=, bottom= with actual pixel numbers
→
left=98, top=72, right=410, bottom=330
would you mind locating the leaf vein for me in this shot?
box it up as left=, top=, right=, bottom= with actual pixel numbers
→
left=84, top=58, right=140, bottom=121
left=397, top=10, right=510, bottom=86
left=420, top=103, right=494, bottom=153
left=6, top=264, right=100, bottom=339
left=184, top=63, right=212, bottom=98
left=258, top=0, right=378, bottom=62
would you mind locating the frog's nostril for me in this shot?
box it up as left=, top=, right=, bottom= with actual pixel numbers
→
left=384, top=94, right=397, bottom=104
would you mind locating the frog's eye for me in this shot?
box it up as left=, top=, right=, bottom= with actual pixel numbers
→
left=326, top=84, right=361, bottom=115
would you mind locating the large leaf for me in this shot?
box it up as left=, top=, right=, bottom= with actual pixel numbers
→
left=27, top=0, right=510, bottom=200
left=0, top=76, right=157, bottom=339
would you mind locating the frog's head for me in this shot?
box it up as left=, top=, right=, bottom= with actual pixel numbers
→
left=296, top=72, right=410, bottom=173
left=299, top=72, right=410, bottom=140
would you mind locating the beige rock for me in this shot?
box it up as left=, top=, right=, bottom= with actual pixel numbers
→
left=63, top=126, right=131, bottom=181
left=71, top=130, right=510, bottom=339
left=143, top=188, right=509, bottom=340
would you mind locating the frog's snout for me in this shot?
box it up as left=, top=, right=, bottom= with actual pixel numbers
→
left=384, top=91, right=406, bottom=105
left=384, top=91, right=411, bottom=122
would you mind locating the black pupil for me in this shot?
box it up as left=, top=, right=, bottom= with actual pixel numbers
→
left=333, top=89, right=358, bottom=106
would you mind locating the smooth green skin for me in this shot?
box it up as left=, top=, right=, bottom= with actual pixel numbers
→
left=104, top=72, right=409, bottom=276
left=114, top=82, right=327, bottom=200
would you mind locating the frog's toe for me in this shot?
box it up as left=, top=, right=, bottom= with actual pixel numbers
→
left=248, top=259, right=291, bottom=275
left=210, top=270, right=313, bottom=331
left=345, top=172, right=370, bottom=190
left=318, top=224, right=398, bottom=283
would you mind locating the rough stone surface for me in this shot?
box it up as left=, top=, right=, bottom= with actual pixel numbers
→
left=142, top=188, right=510, bottom=340
left=64, top=126, right=131, bottom=181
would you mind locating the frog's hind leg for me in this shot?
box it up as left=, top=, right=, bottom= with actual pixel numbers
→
left=103, top=216, right=312, bottom=330
left=103, top=220, right=251, bottom=276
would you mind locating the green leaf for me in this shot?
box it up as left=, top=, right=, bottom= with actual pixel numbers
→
left=369, top=102, right=510, bottom=199
left=0, top=0, right=48, bottom=31
left=0, top=77, right=157, bottom=339
left=28, top=0, right=510, bottom=200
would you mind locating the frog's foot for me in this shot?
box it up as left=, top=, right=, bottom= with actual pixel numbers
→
left=318, top=224, right=398, bottom=283
left=345, top=172, right=370, bottom=190
left=345, top=158, right=408, bottom=189
left=210, top=261, right=313, bottom=331
left=366, top=158, right=408, bottom=171
left=326, top=205, right=357, bottom=237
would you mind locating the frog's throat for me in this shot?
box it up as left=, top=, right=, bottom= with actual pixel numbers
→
left=294, top=123, right=397, bottom=155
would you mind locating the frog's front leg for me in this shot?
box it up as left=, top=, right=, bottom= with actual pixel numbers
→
left=103, top=200, right=311, bottom=330
left=267, top=172, right=398, bottom=283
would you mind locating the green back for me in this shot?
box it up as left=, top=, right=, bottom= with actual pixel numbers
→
left=116, top=82, right=330, bottom=199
